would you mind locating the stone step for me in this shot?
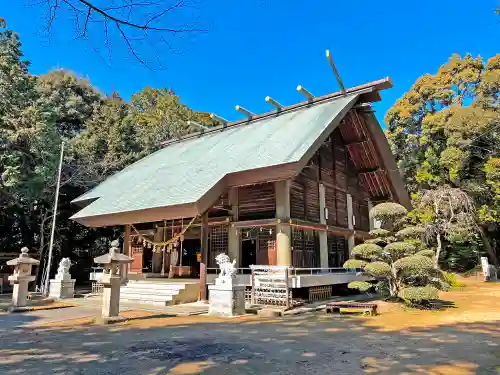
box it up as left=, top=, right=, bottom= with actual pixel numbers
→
left=122, top=282, right=188, bottom=291
left=120, top=281, right=200, bottom=307
left=120, top=288, right=181, bottom=297
left=120, top=294, right=173, bottom=302
left=122, top=298, right=172, bottom=307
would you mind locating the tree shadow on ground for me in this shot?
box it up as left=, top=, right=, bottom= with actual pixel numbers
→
left=0, top=310, right=500, bottom=374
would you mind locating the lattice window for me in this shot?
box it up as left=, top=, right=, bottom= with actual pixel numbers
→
left=208, top=224, right=228, bottom=267
left=327, top=236, right=348, bottom=267
left=292, top=229, right=319, bottom=268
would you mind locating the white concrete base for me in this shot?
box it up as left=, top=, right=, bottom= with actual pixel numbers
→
left=208, top=282, right=245, bottom=317
left=49, top=279, right=76, bottom=299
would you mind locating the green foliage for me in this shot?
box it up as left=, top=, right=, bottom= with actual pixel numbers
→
left=396, top=226, right=425, bottom=239
left=398, top=286, right=439, bottom=305
left=344, top=203, right=442, bottom=304
left=0, top=20, right=215, bottom=283
left=384, top=242, right=416, bottom=260
left=364, top=261, right=391, bottom=277
left=369, top=228, right=391, bottom=238
left=375, top=281, right=390, bottom=296
left=386, top=53, right=500, bottom=268
left=442, top=272, right=466, bottom=288
left=364, top=238, right=386, bottom=245
left=394, top=255, right=435, bottom=276
left=404, top=238, right=425, bottom=251
left=347, top=281, right=373, bottom=293
left=350, top=243, right=383, bottom=260
left=416, top=249, right=436, bottom=258
left=343, top=259, right=367, bottom=269
left=371, top=202, right=408, bottom=225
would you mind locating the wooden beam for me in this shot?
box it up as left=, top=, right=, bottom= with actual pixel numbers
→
left=326, top=49, right=346, bottom=94
left=357, top=167, right=380, bottom=174
left=265, top=96, right=283, bottom=110
left=210, top=113, right=228, bottom=127
left=289, top=218, right=353, bottom=237
left=235, top=105, right=255, bottom=119
left=297, top=85, right=314, bottom=101
left=232, top=218, right=278, bottom=228
left=199, top=212, right=209, bottom=302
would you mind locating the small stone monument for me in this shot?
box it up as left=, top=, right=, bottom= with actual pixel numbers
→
left=93, top=240, right=132, bottom=323
left=7, top=247, right=39, bottom=309
left=481, top=257, right=498, bottom=282
left=49, top=258, right=75, bottom=299
left=208, top=253, right=245, bottom=317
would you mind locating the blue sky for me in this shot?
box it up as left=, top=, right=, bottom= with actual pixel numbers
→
left=4, top=1, right=500, bottom=125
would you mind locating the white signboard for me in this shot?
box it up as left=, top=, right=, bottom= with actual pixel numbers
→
left=481, top=257, right=490, bottom=278
left=250, top=265, right=292, bottom=307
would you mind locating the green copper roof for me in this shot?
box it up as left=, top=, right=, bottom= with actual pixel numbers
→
left=71, top=94, right=359, bottom=222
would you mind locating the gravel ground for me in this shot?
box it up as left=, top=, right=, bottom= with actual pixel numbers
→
left=0, top=305, right=499, bottom=375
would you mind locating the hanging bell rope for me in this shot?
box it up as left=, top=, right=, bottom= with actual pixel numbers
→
left=131, top=216, right=198, bottom=247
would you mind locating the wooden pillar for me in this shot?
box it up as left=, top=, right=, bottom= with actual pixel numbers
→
left=318, top=183, right=328, bottom=268
left=124, top=225, right=131, bottom=271
left=346, top=193, right=355, bottom=254
left=275, top=180, right=292, bottom=266
left=367, top=199, right=374, bottom=231
left=199, top=212, right=209, bottom=302
left=228, top=187, right=241, bottom=266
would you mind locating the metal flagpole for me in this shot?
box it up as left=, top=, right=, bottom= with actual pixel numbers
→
left=43, top=141, right=65, bottom=296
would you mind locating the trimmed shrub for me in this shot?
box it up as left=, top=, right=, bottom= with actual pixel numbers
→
left=369, top=228, right=391, bottom=238
left=365, top=261, right=392, bottom=277
left=394, top=255, right=435, bottom=275
left=365, top=238, right=386, bottom=245
left=384, top=242, right=416, bottom=260
left=404, top=239, right=425, bottom=251
left=343, top=259, right=367, bottom=269
left=347, top=281, right=373, bottom=293
left=372, top=202, right=408, bottom=223
left=351, top=243, right=383, bottom=259
left=416, top=249, right=436, bottom=258
left=398, top=286, right=439, bottom=305
left=396, top=226, right=426, bottom=239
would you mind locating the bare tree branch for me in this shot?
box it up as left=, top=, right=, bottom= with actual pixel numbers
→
left=76, top=0, right=204, bottom=32
left=33, top=0, right=208, bottom=68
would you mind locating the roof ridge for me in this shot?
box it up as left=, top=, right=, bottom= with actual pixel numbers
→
left=161, top=77, right=392, bottom=148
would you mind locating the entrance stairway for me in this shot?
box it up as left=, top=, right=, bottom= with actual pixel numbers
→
left=120, top=280, right=200, bottom=306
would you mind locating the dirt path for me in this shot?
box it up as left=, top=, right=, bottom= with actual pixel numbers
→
left=0, top=277, right=498, bottom=374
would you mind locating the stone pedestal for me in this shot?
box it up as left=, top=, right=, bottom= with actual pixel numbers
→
left=49, top=278, right=76, bottom=299
left=11, top=279, right=31, bottom=307
left=102, top=277, right=121, bottom=318
left=93, top=240, right=132, bottom=321
left=208, top=278, right=245, bottom=317
left=49, top=258, right=75, bottom=299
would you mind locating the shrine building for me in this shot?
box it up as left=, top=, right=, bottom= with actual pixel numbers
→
left=71, top=71, right=410, bottom=304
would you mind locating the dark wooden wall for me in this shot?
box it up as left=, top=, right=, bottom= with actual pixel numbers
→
left=289, top=126, right=370, bottom=231
left=289, top=113, right=372, bottom=268
left=238, top=183, right=276, bottom=220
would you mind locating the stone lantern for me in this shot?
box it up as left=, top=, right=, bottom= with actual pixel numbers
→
left=93, top=240, right=132, bottom=322
left=7, top=247, right=39, bottom=308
